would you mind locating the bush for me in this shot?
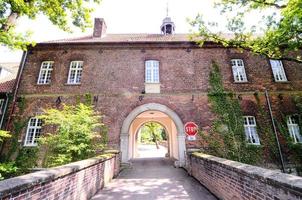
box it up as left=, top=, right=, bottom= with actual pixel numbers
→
left=0, top=162, right=18, bottom=180
left=39, top=103, right=107, bottom=167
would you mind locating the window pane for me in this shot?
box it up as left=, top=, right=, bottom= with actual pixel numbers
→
left=38, top=61, right=53, bottom=84
left=25, top=117, right=43, bottom=146
left=145, top=60, right=159, bottom=83
left=270, top=60, right=287, bottom=81
left=231, top=59, right=247, bottom=82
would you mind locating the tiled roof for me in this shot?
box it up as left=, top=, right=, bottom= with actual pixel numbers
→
left=0, top=63, right=19, bottom=93
left=0, top=79, right=16, bottom=93
left=42, top=34, right=196, bottom=44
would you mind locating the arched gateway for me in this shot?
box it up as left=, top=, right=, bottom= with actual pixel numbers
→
left=120, top=103, right=186, bottom=167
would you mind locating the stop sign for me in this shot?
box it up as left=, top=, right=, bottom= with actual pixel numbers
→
left=184, top=122, right=198, bottom=136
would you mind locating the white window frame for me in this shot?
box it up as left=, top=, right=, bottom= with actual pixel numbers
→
left=37, top=61, right=54, bottom=84
left=145, top=60, right=159, bottom=83
left=231, top=59, right=248, bottom=82
left=243, top=116, right=260, bottom=145
left=24, top=117, right=43, bottom=147
left=269, top=59, right=287, bottom=82
left=67, top=61, right=83, bottom=84
left=287, top=115, right=302, bottom=143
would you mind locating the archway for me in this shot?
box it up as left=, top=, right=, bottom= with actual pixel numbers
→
left=120, top=103, right=186, bottom=167
left=135, top=121, right=168, bottom=158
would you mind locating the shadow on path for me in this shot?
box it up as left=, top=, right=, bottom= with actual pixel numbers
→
left=91, top=158, right=217, bottom=200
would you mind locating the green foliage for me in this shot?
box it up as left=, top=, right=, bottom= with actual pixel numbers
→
left=140, top=122, right=166, bottom=145
left=275, top=98, right=302, bottom=175
left=200, top=61, right=263, bottom=164
left=254, top=93, right=279, bottom=164
left=39, top=103, right=107, bottom=167
left=84, top=93, right=92, bottom=105
left=191, top=0, right=302, bottom=63
left=0, top=130, right=10, bottom=142
left=5, top=118, right=27, bottom=160
left=15, top=147, right=38, bottom=173
left=0, top=162, right=18, bottom=180
left=0, top=0, right=101, bottom=49
left=17, top=97, right=26, bottom=114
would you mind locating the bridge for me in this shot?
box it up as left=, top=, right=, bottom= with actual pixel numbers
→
left=0, top=149, right=301, bottom=200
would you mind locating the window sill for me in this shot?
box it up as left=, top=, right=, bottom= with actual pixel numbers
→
left=247, top=143, right=261, bottom=146
left=64, top=83, right=81, bottom=86
left=144, top=82, right=160, bottom=85
left=274, top=81, right=289, bottom=83
left=233, top=81, right=249, bottom=84
left=36, top=83, right=51, bottom=86
left=145, top=83, right=160, bottom=94
left=23, top=144, right=38, bottom=147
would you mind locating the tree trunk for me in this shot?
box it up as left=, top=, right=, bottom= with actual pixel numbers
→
left=1, top=12, right=19, bottom=31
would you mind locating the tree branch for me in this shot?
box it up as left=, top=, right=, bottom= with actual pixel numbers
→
left=248, top=0, right=287, bottom=9
left=1, top=12, right=19, bottom=31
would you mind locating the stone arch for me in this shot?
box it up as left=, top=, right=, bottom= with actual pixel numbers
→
left=132, top=119, right=171, bottom=160
left=120, top=103, right=186, bottom=167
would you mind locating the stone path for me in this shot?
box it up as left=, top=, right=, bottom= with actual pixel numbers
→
left=91, top=158, right=217, bottom=200
left=137, top=144, right=167, bottom=158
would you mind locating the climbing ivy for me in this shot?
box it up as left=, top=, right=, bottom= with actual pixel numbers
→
left=275, top=96, right=302, bottom=175
left=199, top=61, right=263, bottom=164
left=253, top=93, right=279, bottom=166
left=1, top=97, right=38, bottom=179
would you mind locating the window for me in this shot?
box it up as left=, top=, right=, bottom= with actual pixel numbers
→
left=0, top=99, right=4, bottom=115
left=67, top=61, right=83, bottom=84
left=24, top=117, right=42, bottom=146
left=287, top=116, right=302, bottom=143
left=145, top=60, right=159, bottom=83
left=243, top=116, right=260, bottom=145
left=231, top=59, right=247, bottom=82
left=37, top=61, right=54, bottom=84
left=270, top=60, right=287, bottom=82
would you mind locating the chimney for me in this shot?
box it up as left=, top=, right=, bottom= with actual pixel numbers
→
left=93, top=18, right=107, bottom=38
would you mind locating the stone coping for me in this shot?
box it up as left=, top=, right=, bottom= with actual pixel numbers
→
left=191, top=152, right=302, bottom=194
left=0, top=152, right=119, bottom=197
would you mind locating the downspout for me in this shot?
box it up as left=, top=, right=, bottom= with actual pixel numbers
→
left=265, top=89, right=285, bottom=173
left=0, top=93, right=10, bottom=129
left=0, top=51, right=28, bottom=155
left=5, top=51, right=28, bottom=131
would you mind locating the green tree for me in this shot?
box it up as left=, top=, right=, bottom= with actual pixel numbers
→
left=141, top=122, right=164, bottom=149
left=0, top=0, right=101, bottom=49
left=191, top=0, right=302, bottom=63
left=39, top=103, right=107, bottom=167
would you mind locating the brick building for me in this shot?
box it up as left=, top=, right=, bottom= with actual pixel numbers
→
left=6, top=17, right=302, bottom=168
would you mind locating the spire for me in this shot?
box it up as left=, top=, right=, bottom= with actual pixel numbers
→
left=161, top=1, right=175, bottom=35
left=166, top=1, right=169, bottom=17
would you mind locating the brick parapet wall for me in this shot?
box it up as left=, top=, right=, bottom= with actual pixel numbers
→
left=187, top=152, right=302, bottom=200
left=0, top=152, right=120, bottom=200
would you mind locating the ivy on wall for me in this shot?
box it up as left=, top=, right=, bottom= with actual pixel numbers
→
left=0, top=97, right=38, bottom=179
left=199, top=61, right=263, bottom=165
left=275, top=96, right=302, bottom=175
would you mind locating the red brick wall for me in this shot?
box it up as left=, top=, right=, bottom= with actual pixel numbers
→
left=187, top=152, right=302, bottom=200
left=11, top=43, right=302, bottom=150
left=0, top=153, right=120, bottom=200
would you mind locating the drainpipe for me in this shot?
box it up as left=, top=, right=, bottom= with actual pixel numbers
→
left=265, top=89, right=285, bottom=173
left=0, top=51, right=28, bottom=155
left=0, top=93, right=10, bottom=129
left=5, top=51, right=28, bottom=131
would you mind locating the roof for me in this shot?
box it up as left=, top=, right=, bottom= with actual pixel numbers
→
left=42, top=34, right=196, bottom=44
left=0, top=63, right=19, bottom=93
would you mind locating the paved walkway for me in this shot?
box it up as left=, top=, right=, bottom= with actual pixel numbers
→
left=137, top=144, right=167, bottom=158
left=91, top=158, right=217, bottom=200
